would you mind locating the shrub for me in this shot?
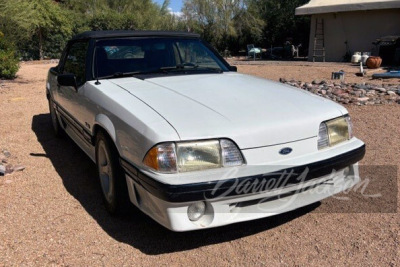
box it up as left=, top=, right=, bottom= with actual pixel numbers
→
left=0, top=32, right=20, bottom=79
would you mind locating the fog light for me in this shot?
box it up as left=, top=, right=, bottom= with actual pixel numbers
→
left=187, top=202, right=206, bottom=221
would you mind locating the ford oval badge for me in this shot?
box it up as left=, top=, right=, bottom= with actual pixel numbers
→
left=279, top=147, right=293, bottom=155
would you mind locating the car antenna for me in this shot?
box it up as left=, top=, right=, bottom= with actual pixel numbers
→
left=95, top=47, right=101, bottom=85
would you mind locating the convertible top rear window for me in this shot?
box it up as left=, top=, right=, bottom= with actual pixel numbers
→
left=93, top=38, right=228, bottom=78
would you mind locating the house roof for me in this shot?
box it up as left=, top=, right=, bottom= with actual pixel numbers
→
left=296, top=0, right=400, bottom=15
left=71, top=30, right=200, bottom=41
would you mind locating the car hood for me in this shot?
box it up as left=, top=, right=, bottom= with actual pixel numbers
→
left=110, top=73, right=347, bottom=149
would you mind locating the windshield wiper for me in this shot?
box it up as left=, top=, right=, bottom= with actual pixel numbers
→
left=166, top=64, right=223, bottom=73
left=102, top=68, right=176, bottom=78
left=176, top=63, right=199, bottom=69
left=97, top=71, right=141, bottom=79
left=197, top=67, right=223, bottom=73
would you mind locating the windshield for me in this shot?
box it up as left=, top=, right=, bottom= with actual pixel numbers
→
left=93, top=38, right=229, bottom=79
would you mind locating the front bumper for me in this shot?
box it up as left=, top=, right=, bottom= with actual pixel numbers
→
left=121, top=144, right=365, bottom=231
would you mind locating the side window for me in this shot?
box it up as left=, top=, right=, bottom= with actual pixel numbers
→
left=175, top=41, right=220, bottom=68
left=63, top=41, right=89, bottom=86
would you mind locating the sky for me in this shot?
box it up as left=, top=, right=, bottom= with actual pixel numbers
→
left=154, top=0, right=183, bottom=12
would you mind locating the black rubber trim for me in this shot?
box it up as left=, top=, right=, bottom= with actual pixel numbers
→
left=121, top=144, right=366, bottom=203
left=71, top=30, right=200, bottom=41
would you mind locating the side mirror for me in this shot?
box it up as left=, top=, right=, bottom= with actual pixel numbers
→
left=57, top=74, right=77, bottom=90
left=228, top=65, right=237, bottom=72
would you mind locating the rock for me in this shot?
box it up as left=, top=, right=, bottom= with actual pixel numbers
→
left=366, top=91, right=376, bottom=96
left=333, top=89, right=344, bottom=96
left=357, top=97, right=369, bottom=102
left=13, top=164, right=25, bottom=172
left=279, top=79, right=399, bottom=106
left=312, top=79, right=320, bottom=85
left=341, top=93, right=350, bottom=98
left=2, top=150, right=11, bottom=158
left=0, top=165, right=5, bottom=176
left=5, top=164, right=13, bottom=174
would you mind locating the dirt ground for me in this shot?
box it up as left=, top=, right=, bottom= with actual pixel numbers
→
left=0, top=62, right=398, bottom=266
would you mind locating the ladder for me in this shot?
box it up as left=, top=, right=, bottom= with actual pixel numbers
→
left=313, top=18, right=325, bottom=62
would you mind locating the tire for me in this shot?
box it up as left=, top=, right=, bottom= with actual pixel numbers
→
left=48, top=98, right=64, bottom=137
left=95, top=130, right=130, bottom=215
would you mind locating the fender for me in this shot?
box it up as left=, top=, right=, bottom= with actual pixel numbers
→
left=94, top=114, right=116, bottom=143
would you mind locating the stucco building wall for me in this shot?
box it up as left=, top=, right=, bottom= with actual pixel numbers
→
left=306, top=9, right=400, bottom=61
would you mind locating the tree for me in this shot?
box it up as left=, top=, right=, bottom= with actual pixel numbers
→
left=182, top=0, right=264, bottom=52
left=0, top=0, right=72, bottom=60
left=0, top=31, right=19, bottom=79
left=62, top=0, right=179, bottom=32
left=249, top=0, right=310, bottom=47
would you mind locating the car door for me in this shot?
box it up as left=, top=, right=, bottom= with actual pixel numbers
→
left=57, top=41, right=88, bottom=110
left=57, top=40, right=94, bottom=144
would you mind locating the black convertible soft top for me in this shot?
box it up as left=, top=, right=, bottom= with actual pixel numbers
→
left=71, top=30, right=200, bottom=41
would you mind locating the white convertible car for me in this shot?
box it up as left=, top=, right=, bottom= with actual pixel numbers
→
left=46, top=31, right=365, bottom=231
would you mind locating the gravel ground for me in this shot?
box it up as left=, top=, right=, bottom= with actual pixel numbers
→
left=0, top=62, right=398, bottom=266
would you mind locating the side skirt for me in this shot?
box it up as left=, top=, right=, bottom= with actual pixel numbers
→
left=55, top=102, right=96, bottom=162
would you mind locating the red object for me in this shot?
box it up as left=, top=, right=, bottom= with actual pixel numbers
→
left=366, top=56, right=382, bottom=69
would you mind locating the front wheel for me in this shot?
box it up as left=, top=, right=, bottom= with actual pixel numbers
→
left=95, top=131, right=129, bottom=215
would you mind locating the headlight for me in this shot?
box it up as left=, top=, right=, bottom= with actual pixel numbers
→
left=143, top=139, right=244, bottom=173
left=176, top=140, right=221, bottom=172
left=318, top=115, right=352, bottom=149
